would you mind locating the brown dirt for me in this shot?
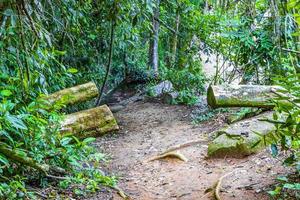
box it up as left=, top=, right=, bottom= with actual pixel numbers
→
left=88, top=96, right=290, bottom=200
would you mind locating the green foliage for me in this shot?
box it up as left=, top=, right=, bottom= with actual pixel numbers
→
left=0, top=96, right=115, bottom=198
left=0, top=0, right=300, bottom=198
left=197, top=0, right=299, bottom=84
left=192, top=108, right=229, bottom=123
left=267, top=74, right=300, bottom=199
left=162, top=64, right=206, bottom=105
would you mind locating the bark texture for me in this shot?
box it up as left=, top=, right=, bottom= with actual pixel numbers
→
left=61, top=105, right=119, bottom=138
left=149, top=0, right=160, bottom=74
left=207, top=85, right=282, bottom=108
left=45, top=82, right=98, bottom=106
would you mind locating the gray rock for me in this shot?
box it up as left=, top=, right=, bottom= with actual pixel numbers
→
left=148, top=81, right=173, bottom=97
left=161, top=92, right=179, bottom=104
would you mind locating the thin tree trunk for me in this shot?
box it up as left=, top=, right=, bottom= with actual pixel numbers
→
left=204, top=0, right=209, bottom=13
left=171, top=9, right=180, bottom=66
left=149, top=0, right=160, bottom=75
left=96, top=20, right=115, bottom=106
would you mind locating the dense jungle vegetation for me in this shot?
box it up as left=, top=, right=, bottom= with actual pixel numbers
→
left=0, top=0, right=300, bottom=199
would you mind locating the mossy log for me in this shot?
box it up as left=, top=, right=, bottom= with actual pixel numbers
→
left=60, top=105, right=119, bottom=138
left=44, top=82, right=98, bottom=106
left=207, top=85, right=283, bottom=108
left=0, top=144, right=65, bottom=175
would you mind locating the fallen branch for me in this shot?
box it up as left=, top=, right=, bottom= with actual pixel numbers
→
left=46, top=174, right=70, bottom=181
left=0, top=143, right=66, bottom=175
left=147, top=151, right=188, bottom=162
left=282, top=48, right=300, bottom=55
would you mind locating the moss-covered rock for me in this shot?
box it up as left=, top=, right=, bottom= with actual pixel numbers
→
left=148, top=81, right=173, bottom=97
left=207, top=112, right=275, bottom=158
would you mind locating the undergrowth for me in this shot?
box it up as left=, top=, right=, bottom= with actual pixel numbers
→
left=192, top=108, right=229, bottom=123
left=266, top=74, right=300, bottom=199
left=0, top=96, right=115, bottom=199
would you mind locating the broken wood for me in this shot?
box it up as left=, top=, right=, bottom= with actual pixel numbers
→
left=60, top=105, right=119, bottom=138
left=207, top=85, right=283, bottom=108
left=44, top=82, right=98, bottom=106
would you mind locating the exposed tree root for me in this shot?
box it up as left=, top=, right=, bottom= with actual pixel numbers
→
left=147, top=151, right=188, bottom=162
left=110, top=185, right=131, bottom=200
left=205, top=170, right=237, bottom=200
left=160, top=139, right=207, bottom=155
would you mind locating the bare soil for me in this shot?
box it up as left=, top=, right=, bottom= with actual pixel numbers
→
left=88, top=53, right=290, bottom=200
left=88, top=94, right=289, bottom=200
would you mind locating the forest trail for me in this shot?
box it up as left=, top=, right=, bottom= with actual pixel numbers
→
left=89, top=89, right=288, bottom=200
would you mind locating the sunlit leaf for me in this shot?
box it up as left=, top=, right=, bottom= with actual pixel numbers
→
left=67, top=68, right=78, bottom=74
left=0, top=90, right=12, bottom=97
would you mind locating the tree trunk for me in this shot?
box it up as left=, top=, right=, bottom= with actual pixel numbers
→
left=149, top=0, right=160, bottom=75
left=95, top=20, right=116, bottom=106
left=207, top=85, right=283, bottom=108
left=44, top=82, right=98, bottom=106
left=60, top=105, right=119, bottom=138
left=171, top=10, right=180, bottom=65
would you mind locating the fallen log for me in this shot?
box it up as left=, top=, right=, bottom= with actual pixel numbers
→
left=0, top=143, right=66, bottom=175
left=44, top=82, right=98, bottom=106
left=60, top=105, right=119, bottom=138
left=207, top=85, right=283, bottom=108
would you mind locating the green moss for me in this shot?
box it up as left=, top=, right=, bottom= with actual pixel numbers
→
left=207, top=112, right=275, bottom=158
left=207, top=133, right=264, bottom=158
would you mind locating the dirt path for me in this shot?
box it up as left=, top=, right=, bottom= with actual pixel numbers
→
left=89, top=96, right=288, bottom=200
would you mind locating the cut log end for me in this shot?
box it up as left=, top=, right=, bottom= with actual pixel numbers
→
left=207, top=85, right=282, bottom=108
left=61, top=105, right=119, bottom=138
left=207, top=85, right=217, bottom=108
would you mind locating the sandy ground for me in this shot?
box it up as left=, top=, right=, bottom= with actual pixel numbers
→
left=87, top=51, right=289, bottom=200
